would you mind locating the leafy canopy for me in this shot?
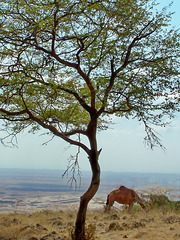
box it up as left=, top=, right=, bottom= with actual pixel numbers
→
left=0, top=0, right=179, bottom=149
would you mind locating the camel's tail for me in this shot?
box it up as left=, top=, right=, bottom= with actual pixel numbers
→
left=105, top=194, right=110, bottom=211
left=106, top=194, right=110, bottom=206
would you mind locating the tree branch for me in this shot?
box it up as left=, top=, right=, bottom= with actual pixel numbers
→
left=0, top=107, right=90, bottom=154
left=115, top=21, right=157, bottom=75
left=0, top=108, right=28, bottom=116
left=64, top=129, right=88, bottom=137
left=97, top=21, right=158, bottom=117
left=26, top=110, right=90, bottom=154
left=103, top=107, right=133, bottom=114
left=97, top=57, right=116, bottom=116
left=62, top=139, right=82, bottom=189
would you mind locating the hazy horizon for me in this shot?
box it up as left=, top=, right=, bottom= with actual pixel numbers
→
left=0, top=167, right=180, bottom=175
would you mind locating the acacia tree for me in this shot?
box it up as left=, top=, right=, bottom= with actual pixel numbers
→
left=0, top=0, right=179, bottom=238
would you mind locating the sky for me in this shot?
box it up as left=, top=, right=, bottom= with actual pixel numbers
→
left=0, top=0, right=180, bottom=174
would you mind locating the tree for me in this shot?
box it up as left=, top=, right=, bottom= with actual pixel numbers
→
left=0, top=0, right=179, bottom=238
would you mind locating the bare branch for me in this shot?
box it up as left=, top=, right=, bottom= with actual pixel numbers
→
left=41, top=135, right=55, bottom=146
left=141, top=116, right=166, bottom=150
left=0, top=122, right=31, bottom=148
left=62, top=136, right=82, bottom=190
left=0, top=130, right=19, bottom=148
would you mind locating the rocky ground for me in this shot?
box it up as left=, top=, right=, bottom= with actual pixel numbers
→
left=0, top=206, right=180, bottom=240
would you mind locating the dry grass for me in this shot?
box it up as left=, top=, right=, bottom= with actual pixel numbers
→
left=0, top=207, right=180, bottom=240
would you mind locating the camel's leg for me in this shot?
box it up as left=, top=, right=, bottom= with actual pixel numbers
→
left=105, top=204, right=111, bottom=211
left=128, top=202, right=134, bottom=213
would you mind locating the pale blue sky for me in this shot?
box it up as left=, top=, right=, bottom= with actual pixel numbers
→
left=0, top=0, right=180, bottom=174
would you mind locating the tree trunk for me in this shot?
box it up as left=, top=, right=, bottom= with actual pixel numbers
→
left=74, top=116, right=100, bottom=239
left=74, top=153, right=100, bottom=239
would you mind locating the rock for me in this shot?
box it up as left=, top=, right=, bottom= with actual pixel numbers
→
left=108, top=222, right=123, bottom=231
left=140, top=218, right=154, bottom=223
left=21, top=224, right=47, bottom=232
left=36, top=223, right=48, bottom=231
left=48, top=217, right=62, bottom=222
left=105, top=214, right=120, bottom=220
left=52, top=221, right=63, bottom=227
left=20, top=225, right=33, bottom=231
left=121, top=222, right=128, bottom=228
left=41, top=231, right=57, bottom=240
left=12, top=218, right=21, bottom=224
left=131, top=221, right=145, bottom=229
left=111, top=214, right=120, bottom=220
left=67, top=221, right=74, bottom=227
left=97, top=223, right=104, bottom=227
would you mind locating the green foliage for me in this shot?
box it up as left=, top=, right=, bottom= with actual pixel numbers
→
left=149, top=194, right=170, bottom=207
left=148, top=194, right=180, bottom=212
left=172, top=201, right=180, bottom=212
left=131, top=204, right=144, bottom=212
left=0, top=1, right=179, bottom=146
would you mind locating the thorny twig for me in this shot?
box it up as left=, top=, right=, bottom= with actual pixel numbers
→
left=62, top=134, right=82, bottom=190
left=0, top=126, right=21, bottom=148
left=143, top=121, right=166, bottom=151
left=40, top=133, right=55, bottom=146
left=0, top=121, right=32, bottom=147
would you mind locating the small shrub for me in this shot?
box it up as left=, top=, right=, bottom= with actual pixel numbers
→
left=168, top=201, right=180, bottom=212
left=70, top=224, right=96, bottom=240
left=148, top=194, right=180, bottom=212
left=85, top=224, right=96, bottom=240
left=148, top=194, right=169, bottom=208
left=132, top=205, right=143, bottom=212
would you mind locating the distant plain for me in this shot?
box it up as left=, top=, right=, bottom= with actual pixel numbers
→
left=0, top=168, right=179, bottom=213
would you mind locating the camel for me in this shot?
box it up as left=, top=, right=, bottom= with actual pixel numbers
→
left=105, top=185, right=146, bottom=212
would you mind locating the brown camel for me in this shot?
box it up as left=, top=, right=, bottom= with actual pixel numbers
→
left=106, top=185, right=146, bottom=212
